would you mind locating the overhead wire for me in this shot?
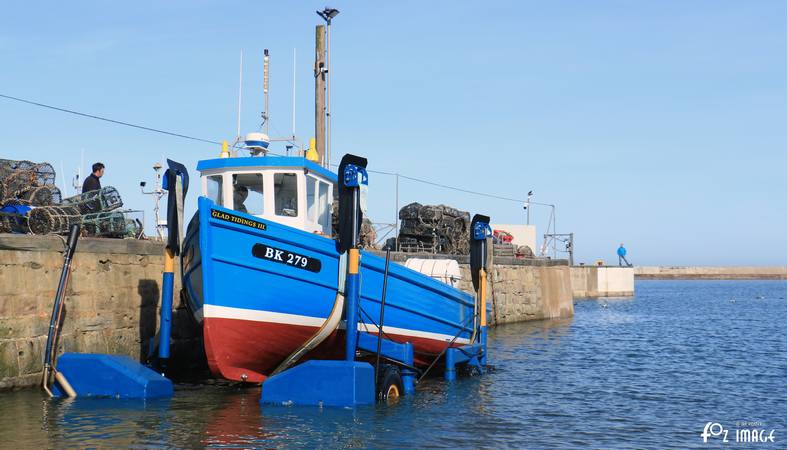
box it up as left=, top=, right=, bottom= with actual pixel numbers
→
left=1, top=92, right=526, bottom=203
left=0, top=93, right=221, bottom=146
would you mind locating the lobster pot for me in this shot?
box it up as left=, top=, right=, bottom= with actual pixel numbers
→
left=2, top=169, right=39, bottom=197
left=81, top=210, right=142, bottom=238
left=0, top=160, right=56, bottom=186
left=62, top=186, right=123, bottom=214
left=28, top=205, right=81, bottom=235
left=397, top=202, right=471, bottom=255
left=0, top=212, right=28, bottom=234
left=329, top=199, right=376, bottom=247
left=18, top=185, right=62, bottom=206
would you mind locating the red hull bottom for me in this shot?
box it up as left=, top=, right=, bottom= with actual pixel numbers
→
left=203, top=317, right=458, bottom=383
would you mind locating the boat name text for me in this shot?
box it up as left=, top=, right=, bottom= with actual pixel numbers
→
left=211, top=209, right=267, bottom=231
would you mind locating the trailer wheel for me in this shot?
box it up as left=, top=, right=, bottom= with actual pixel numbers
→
left=377, top=366, right=403, bottom=403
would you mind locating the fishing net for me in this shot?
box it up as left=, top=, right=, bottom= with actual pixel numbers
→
left=81, top=210, right=143, bottom=238
left=397, top=202, right=471, bottom=255
left=28, top=205, right=81, bottom=235
left=62, top=186, right=123, bottom=214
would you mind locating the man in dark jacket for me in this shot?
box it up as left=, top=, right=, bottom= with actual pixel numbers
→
left=81, top=162, right=104, bottom=193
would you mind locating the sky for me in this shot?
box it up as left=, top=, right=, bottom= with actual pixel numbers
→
left=1, top=1, right=786, bottom=266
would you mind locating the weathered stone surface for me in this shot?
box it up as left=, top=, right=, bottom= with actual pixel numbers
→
left=17, top=336, right=45, bottom=375
left=0, top=341, right=19, bottom=380
left=0, top=234, right=197, bottom=390
left=458, top=262, right=573, bottom=326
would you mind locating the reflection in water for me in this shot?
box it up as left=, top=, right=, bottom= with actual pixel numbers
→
left=202, top=388, right=268, bottom=447
left=0, top=281, right=785, bottom=448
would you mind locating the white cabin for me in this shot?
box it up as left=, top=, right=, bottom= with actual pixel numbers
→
left=196, top=156, right=336, bottom=235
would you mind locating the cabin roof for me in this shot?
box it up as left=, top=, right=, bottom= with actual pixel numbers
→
left=197, top=156, right=337, bottom=182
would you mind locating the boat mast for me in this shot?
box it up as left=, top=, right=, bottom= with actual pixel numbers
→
left=263, top=49, right=270, bottom=136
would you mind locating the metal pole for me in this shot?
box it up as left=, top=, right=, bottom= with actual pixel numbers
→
left=552, top=205, right=557, bottom=259
left=264, top=49, right=270, bottom=136
left=569, top=232, right=574, bottom=266
left=237, top=50, right=243, bottom=140
left=395, top=173, right=399, bottom=251
left=345, top=188, right=359, bottom=362
left=292, top=48, right=297, bottom=139
left=375, top=249, right=391, bottom=382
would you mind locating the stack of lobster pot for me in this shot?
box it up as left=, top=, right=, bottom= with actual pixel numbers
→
left=28, top=186, right=138, bottom=237
left=0, top=159, right=62, bottom=207
left=0, top=159, right=62, bottom=233
left=397, top=202, right=471, bottom=255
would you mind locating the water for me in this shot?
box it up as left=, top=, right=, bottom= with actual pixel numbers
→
left=1, top=280, right=785, bottom=448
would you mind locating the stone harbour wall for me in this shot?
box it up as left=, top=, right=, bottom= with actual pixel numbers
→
left=2, top=236, right=575, bottom=389
left=372, top=249, right=574, bottom=325
left=0, top=234, right=202, bottom=390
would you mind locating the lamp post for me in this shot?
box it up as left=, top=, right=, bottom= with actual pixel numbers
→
left=525, top=190, right=533, bottom=225
left=317, top=7, right=339, bottom=167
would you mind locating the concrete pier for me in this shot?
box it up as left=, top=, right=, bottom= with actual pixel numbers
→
left=570, top=266, right=635, bottom=298
left=634, top=266, right=787, bottom=280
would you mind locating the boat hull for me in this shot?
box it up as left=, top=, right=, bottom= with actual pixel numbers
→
left=182, top=197, right=475, bottom=382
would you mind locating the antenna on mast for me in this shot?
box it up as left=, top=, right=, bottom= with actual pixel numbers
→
left=263, top=49, right=270, bottom=135
left=236, top=50, right=244, bottom=143
left=292, top=47, right=296, bottom=141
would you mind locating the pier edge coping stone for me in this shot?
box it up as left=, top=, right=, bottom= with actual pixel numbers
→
left=0, top=234, right=164, bottom=256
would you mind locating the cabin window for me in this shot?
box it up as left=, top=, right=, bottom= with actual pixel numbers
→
left=318, top=181, right=331, bottom=230
left=206, top=175, right=223, bottom=205
left=232, top=173, right=264, bottom=215
left=306, top=176, right=318, bottom=221
left=274, top=173, right=299, bottom=217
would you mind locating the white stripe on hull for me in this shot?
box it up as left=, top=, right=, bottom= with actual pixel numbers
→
left=203, top=304, right=471, bottom=345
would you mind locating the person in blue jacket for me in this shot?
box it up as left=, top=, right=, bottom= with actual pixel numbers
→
left=617, top=243, right=632, bottom=267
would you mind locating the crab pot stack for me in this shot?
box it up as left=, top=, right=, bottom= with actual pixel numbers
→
left=27, top=186, right=126, bottom=236
left=0, top=211, right=28, bottom=233
left=397, top=202, right=471, bottom=255
left=28, top=205, right=82, bottom=235
left=81, top=210, right=142, bottom=238
left=62, top=186, right=123, bottom=214
left=0, top=159, right=60, bottom=206
left=330, top=199, right=377, bottom=247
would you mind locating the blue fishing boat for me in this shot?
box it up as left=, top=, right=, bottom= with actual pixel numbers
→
left=180, top=150, right=479, bottom=384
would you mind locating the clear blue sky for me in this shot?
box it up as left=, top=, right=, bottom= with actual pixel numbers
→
left=2, top=1, right=785, bottom=265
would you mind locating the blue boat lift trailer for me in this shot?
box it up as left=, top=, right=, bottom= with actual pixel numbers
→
left=43, top=161, right=188, bottom=399
left=260, top=154, right=490, bottom=407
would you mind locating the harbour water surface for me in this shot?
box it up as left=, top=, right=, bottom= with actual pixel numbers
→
left=1, top=280, right=785, bottom=448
